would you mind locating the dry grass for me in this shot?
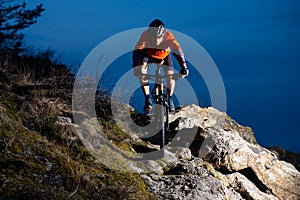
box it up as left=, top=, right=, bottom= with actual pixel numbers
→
left=0, top=52, right=155, bottom=199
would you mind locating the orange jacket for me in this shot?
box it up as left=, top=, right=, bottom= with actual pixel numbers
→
left=132, top=29, right=186, bottom=66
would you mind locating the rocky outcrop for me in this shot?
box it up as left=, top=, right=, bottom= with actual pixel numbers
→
left=269, top=146, right=300, bottom=172
left=133, top=105, right=300, bottom=200
left=57, top=101, right=300, bottom=199
left=200, top=128, right=299, bottom=200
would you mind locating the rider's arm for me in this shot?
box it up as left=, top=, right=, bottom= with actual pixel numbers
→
left=173, top=49, right=187, bottom=69
left=165, top=30, right=187, bottom=69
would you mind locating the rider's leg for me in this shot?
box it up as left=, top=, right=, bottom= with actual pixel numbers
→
left=134, top=62, right=152, bottom=110
left=165, top=68, right=175, bottom=112
left=134, top=62, right=150, bottom=95
left=162, top=55, right=175, bottom=97
left=162, top=56, right=175, bottom=112
left=165, top=68, right=175, bottom=97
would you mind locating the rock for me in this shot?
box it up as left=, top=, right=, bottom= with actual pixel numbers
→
left=167, top=147, right=192, bottom=161
left=55, top=116, right=72, bottom=125
left=269, top=146, right=300, bottom=172
left=177, top=147, right=192, bottom=160
left=197, top=128, right=300, bottom=200
left=34, top=174, right=63, bottom=185
left=170, top=105, right=257, bottom=144
left=225, top=172, right=279, bottom=200
left=21, top=150, right=53, bottom=171
left=139, top=105, right=300, bottom=200
left=142, top=158, right=243, bottom=200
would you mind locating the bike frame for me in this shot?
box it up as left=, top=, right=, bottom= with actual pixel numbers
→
left=141, top=66, right=181, bottom=156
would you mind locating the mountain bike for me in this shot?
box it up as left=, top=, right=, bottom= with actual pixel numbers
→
left=140, top=66, right=181, bottom=157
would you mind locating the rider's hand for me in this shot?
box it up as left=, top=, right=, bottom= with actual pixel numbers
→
left=180, top=67, right=189, bottom=78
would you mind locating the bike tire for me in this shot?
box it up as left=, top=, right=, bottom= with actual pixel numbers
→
left=154, top=104, right=165, bottom=156
left=165, top=100, right=169, bottom=131
left=160, top=105, right=165, bottom=151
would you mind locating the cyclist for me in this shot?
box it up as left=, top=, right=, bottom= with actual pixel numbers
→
left=132, top=19, right=189, bottom=112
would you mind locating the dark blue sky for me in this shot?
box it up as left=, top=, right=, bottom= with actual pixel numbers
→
left=23, top=0, right=300, bottom=152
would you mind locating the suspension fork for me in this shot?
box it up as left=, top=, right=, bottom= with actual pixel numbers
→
left=154, top=67, right=164, bottom=104
left=155, top=67, right=170, bottom=131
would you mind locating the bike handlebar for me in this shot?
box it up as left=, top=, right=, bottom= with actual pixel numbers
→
left=139, top=73, right=182, bottom=81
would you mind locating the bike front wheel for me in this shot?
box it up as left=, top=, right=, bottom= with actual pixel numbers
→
left=154, top=104, right=165, bottom=154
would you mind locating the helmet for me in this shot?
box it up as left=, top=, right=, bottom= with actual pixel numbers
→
left=148, top=19, right=165, bottom=38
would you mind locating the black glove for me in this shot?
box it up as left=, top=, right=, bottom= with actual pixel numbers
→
left=180, top=67, right=189, bottom=76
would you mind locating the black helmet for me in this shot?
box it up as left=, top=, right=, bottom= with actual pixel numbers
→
left=148, top=19, right=165, bottom=38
